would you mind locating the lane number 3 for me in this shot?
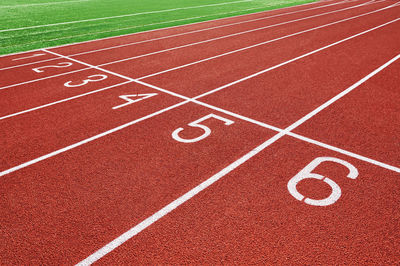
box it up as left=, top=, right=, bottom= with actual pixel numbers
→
left=287, top=157, right=358, bottom=206
left=64, top=74, right=108, bottom=87
left=172, top=114, right=234, bottom=143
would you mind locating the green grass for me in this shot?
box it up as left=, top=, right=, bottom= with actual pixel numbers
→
left=0, top=0, right=316, bottom=55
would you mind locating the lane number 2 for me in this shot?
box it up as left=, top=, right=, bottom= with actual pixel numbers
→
left=64, top=74, right=108, bottom=87
left=172, top=114, right=234, bottom=143
left=287, top=157, right=358, bottom=206
left=32, top=62, right=73, bottom=73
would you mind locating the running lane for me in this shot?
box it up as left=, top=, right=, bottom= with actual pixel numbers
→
left=0, top=51, right=59, bottom=69
left=0, top=0, right=380, bottom=105
left=100, top=0, right=391, bottom=80
left=47, top=0, right=346, bottom=57
left=0, top=68, right=127, bottom=118
left=68, top=0, right=367, bottom=66
left=127, top=3, right=399, bottom=94
left=0, top=103, right=275, bottom=264
left=0, top=57, right=88, bottom=87
left=197, top=19, right=399, bottom=128
left=96, top=136, right=400, bottom=264
left=294, top=58, right=400, bottom=166
left=0, top=82, right=180, bottom=170
left=0, top=1, right=386, bottom=94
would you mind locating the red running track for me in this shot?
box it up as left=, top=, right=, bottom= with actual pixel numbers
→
left=0, top=0, right=399, bottom=264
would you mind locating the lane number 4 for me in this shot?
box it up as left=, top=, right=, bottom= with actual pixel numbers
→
left=172, top=114, right=234, bottom=143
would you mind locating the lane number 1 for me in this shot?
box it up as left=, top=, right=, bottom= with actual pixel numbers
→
left=12, top=53, right=46, bottom=61
left=287, top=157, right=358, bottom=206
left=172, top=114, right=234, bottom=143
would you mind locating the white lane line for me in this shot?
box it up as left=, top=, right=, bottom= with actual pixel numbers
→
left=0, top=81, right=133, bottom=121
left=43, top=20, right=400, bottom=173
left=0, top=0, right=349, bottom=71
left=2, top=0, right=335, bottom=43
left=138, top=0, right=394, bottom=80
left=0, top=100, right=189, bottom=178
left=0, top=0, right=89, bottom=9
left=193, top=17, right=400, bottom=100
left=189, top=100, right=400, bottom=172
left=0, top=0, right=254, bottom=33
left=43, top=18, right=400, bottom=176
left=0, top=67, right=92, bottom=91
left=11, top=53, right=46, bottom=61
left=76, top=53, right=400, bottom=266
left=99, top=0, right=380, bottom=67
left=0, top=0, right=327, bottom=58
left=283, top=53, right=400, bottom=132
left=1, top=14, right=398, bottom=204
left=287, top=132, right=400, bottom=173
left=11, top=21, right=395, bottom=179
left=0, top=0, right=378, bottom=90
left=76, top=133, right=286, bottom=266
left=53, top=1, right=353, bottom=56
left=66, top=0, right=351, bottom=56
left=1, top=16, right=397, bottom=121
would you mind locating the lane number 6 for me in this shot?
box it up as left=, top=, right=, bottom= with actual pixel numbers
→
left=172, top=114, right=234, bottom=143
left=287, top=157, right=358, bottom=206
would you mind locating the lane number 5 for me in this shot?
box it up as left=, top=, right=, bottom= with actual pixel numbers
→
left=172, top=114, right=234, bottom=143
left=287, top=157, right=358, bottom=206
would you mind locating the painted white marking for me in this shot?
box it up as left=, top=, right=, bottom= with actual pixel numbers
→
left=12, top=53, right=46, bottom=61
left=2, top=26, right=398, bottom=180
left=287, top=157, right=358, bottom=206
left=0, top=2, right=393, bottom=91
left=283, top=56, right=400, bottom=133
left=64, top=74, right=108, bottom=87
left=0, top=101, right=189, bottom=178
left=286, top=132, right=400, bottom=173
left=53, top=0, right=351, bottom=57
left=0, top=67, right=91, bottom=91
left=138, top=2, right=392, bottom=80
left=193, top=99, right=400, bottom=173
left=0, top=0, right=327, bottom=58
left=171, top=114, right=234, bottom=143
left=1, top=14, right=397, bottom=128
left=193, top=17, right=400, bottom=100
left=0, top=0, right=352, bottom=71
left=0, top=81, right=133, bottom=121
left=76, top=132, right=284, bottom=266
left=76, top=53, right=400, bottom=265
left=0, top=0, right=253, bottom=33
left=112, top=93, right=158, bottom=109
left=0, top=0, right=89, bottom=9
left=32, top=62, right=73, bottom=73
left=101, top=0, right=378, bottom=67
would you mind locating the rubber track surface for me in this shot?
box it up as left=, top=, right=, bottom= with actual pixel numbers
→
left=0, top=0, right=399, bottom=264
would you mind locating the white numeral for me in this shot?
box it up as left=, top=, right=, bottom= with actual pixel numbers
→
left=13, top=53, right=45, bottom=61
left=64, top=74, right=108, bottom=87
left=172, top=114, right=234, bottom=143
left=112, top=93, right=157, bottom=109
left=32, top=62, right=73, bottom=73
left=287, top=157, right=358, bottom=206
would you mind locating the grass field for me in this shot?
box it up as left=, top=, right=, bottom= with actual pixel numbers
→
left=0, top=0, right=317, bottom=55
